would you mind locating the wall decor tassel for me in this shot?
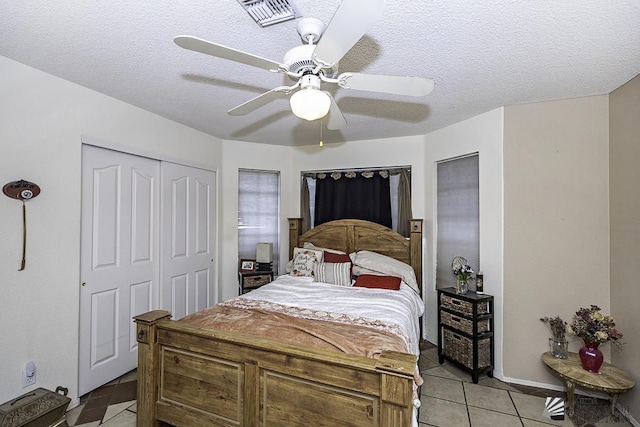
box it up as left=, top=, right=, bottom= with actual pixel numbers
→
left=3, top=179, right=41, bottom=271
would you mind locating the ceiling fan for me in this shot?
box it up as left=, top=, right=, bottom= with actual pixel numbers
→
left=174, top=0, right=434, bottom=130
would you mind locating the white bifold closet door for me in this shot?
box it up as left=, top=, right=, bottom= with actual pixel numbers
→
left=160, top=162, right=216, bottom=318
left=79, top=145, right=216, bottom=396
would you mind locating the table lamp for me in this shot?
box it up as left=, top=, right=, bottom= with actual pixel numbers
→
left=256, top=243, right=273, bottom=271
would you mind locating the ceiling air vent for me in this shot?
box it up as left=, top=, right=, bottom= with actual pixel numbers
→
left=237, top=0, right=302, bottom=27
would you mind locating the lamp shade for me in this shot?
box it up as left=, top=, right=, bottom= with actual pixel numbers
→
left=256, top=242, right=273, bottom=263
left=289, top=88, right=331, bottom=121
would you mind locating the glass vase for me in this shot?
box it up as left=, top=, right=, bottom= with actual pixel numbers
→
left=457, top=280, right=468, bottom=295
left=579, top=340, right=604, bottom=373
left=549, top=338, right=568, bottom=359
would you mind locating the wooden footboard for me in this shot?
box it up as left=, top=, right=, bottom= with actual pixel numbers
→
left=135, top=310, right=417, bottom=427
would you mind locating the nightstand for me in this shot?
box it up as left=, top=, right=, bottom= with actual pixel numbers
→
left=437, top=287, right=494, bottom=383
left=239, top=270, right=273, bottom=294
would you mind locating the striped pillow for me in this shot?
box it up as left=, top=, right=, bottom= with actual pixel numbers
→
left=313, top=262, right=352, bottom=286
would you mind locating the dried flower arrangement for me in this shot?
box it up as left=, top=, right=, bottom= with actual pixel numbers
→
left=568, top=305, right=623, bottom=347
left=540, top=315, right=567, bottom=341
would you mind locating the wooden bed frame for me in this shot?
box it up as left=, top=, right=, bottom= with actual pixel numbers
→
left=134, top=218, right=423, bottom=426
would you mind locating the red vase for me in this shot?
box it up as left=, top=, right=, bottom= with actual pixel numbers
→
left=579, top=340, right=604, bottom=373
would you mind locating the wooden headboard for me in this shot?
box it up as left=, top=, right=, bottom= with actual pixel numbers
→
left=288, top=218, right=423, bottom=291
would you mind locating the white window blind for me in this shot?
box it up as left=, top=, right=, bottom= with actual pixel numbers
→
left=436, top=155, right=479, bottom=290
left=238, top=169, right=280, bottom=272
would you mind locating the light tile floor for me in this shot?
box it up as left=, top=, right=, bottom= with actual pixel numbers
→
left=417, top=342, right=632, bottom=427
left=66, top=342, right=632, bottom=427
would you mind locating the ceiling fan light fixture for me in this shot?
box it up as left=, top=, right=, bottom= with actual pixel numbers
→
left=290, top=87, right=331, bottom=121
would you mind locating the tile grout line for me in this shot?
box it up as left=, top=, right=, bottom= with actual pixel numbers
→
left=506, top=390, right=525, bottom=427
left=462, top=380, right=472, bottom=427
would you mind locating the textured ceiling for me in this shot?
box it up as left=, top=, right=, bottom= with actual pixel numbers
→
left=2, top=1, right=639, bottom=146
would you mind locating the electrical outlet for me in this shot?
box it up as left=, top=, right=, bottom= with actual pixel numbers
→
left=22, top=370, right=36, bottom=388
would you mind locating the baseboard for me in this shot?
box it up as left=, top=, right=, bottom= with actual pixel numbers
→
left=500, top=375, right=565, bottom=393
left=67, top=398, right=81, bottom=410
left=617, top=404, right=640, bottom=427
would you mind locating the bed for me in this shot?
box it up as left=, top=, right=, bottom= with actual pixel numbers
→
left=134, top=218, right=424, bottom=426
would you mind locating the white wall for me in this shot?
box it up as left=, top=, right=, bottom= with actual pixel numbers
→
left=289, top=135, right=426, bottom=216
left=423, top=108, right=505, bottom=376
left=503, top=96, right=610, bottom=388
left=219, top=141, right=294, bottom=302
left=0, top=55, right=221, bottom=406
left=610, top=74, right=640, bottom=421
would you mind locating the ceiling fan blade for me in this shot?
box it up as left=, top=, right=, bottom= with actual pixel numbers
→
left=312, top=0, right=385, bottom=67
left=323, top=92, right=347, bottom=130
left=228, top=86, right=293, bottom=116
left=174, top=35, right=284, bottom=72
left=338, top=73, right=435, bottom=96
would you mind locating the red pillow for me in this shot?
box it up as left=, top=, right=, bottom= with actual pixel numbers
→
left=323, top=252, right=351, bottom=263
left=353, top=274, right=402, bottom=290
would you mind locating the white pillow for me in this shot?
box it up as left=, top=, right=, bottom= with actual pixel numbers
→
left=352, top=250, right=419, bottom=293
left=351, top=264, right=385, bottom=277
left=290, top=247, right=323, bottom=277
left=313, top=262, right=352, bottom=286
left=303, top=241, right=346, bottom=255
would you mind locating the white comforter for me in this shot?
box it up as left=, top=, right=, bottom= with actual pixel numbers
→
left=240, top=274, right=424, bottom=357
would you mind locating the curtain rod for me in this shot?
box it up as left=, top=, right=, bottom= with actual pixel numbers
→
left=301, top=165, right=411, bottom=174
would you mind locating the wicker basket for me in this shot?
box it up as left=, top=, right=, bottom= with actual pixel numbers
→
left=440, top=293, right=488, bottom=315
left=441, top=311, right=489, bottom=335
left=443, top=329, right=491, bottom=369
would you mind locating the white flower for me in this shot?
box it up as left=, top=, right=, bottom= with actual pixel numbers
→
left=595, top=331, right=608, bottom=341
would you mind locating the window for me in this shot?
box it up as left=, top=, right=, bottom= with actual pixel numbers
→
left=302, top=167, right=411, bottom=235
left=436, top=155, right=479, bottom=289
left=238, top=170, right=280, bottom=273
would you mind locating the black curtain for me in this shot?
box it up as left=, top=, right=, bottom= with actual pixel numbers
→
left=314, top=173, right=392, bottom=228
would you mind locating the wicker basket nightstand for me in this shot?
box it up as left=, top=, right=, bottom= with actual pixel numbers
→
left=437, top=287, right=494, bottom=383
left=239, top=270, right=274, bottom=294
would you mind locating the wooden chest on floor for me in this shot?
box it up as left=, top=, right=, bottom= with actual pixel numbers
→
left=0, top=387, right=70, bottom=427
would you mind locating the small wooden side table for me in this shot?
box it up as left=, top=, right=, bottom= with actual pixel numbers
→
left=541, top=351, right=635, bottom=417
left=238, top=270, right=273, bottom=294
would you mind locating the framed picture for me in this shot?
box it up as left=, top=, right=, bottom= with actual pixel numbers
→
left=239, top=259, right=256, bottom=272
